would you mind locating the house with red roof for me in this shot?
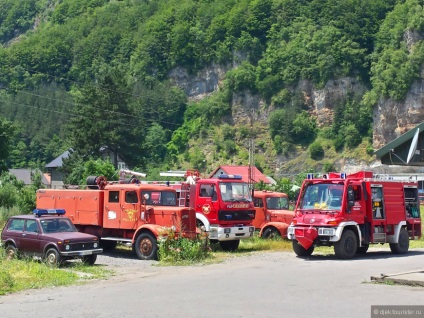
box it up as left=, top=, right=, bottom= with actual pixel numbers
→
left=209, top=165, right=275, bottom=185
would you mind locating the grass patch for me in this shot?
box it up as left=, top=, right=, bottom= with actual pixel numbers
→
left=0, top=249, right=113, bottom=296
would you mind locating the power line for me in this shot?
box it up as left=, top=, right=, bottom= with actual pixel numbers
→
left=0, top=99, right=144, bottom=129
left=1, top=88, right=183, bottom=128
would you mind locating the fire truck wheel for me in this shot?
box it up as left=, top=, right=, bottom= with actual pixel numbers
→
left=219, top=240, right=240, bottom=251
left=135, top=233, right=158, bottom=260
left=262, top=227, right=281, bottom=239
left=356, top=244, right=369, bottom=254
left=334, top=229, right=357, bottom=259
left=292, top=240, right=314, bottom=257
left=44, top=248, right=64, bottom=267
left=389, top=227, right=409, bottom=254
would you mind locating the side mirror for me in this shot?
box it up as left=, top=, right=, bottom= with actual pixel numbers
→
left=347, top=187, right=355, bottom=213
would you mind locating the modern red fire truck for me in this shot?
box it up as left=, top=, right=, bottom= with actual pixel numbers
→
left=36, top=175, right=197, bottom=260
left=287, top=171, right=422, bottom=259
left=253, top=190, right=294, bottom=239
left=160, top=170, right=255, bottom=251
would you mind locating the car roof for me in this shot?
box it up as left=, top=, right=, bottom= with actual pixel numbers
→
left=8, top=214, right=67, bottom=220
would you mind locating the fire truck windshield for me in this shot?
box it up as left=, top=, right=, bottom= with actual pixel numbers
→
left=300, top=183, right=344, bottom=211
left=219, top=182, right=252, bottom=202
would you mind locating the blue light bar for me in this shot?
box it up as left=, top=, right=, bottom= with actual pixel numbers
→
left=33, top=209, right=66, bottom=217
left=307, top=173, right=314, bottom=179
left=218, top=174, right=242, bottom=180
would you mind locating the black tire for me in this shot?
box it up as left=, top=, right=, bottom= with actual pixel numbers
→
left=219, top=240, right=240, bottom=251
left=45, top=248, right=63, bottom=267
left=261, top=227, right=281, bottom=239
left=5, top=245, right=18, bottom=260
left=292, top=240, right=314, bottom=257
left=134, top=233, right=158, bottom=260
left=356, top=244, right=369, bottom=254
left=82, top=254, right=97, bottom=266
left=100, top=240, right=117, bottom=251
left=334, top=229, right=357, bottom=259
left=390, top=227, right=409, bottom=254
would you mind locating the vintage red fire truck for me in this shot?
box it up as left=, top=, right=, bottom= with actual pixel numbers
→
left=287, top=171, right=422, bottom=259
left=160, top=170, right=255, bottom=251
left=253, top=190, right=294, bottom=239
left=36, top=175, right=197, bottom=260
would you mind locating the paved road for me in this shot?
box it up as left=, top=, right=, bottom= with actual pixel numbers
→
left=1, top=248, right=424, bottom=318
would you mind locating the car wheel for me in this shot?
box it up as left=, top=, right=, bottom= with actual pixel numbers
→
left=82, top=254, right=97, bottom=266
left=45, top=248, right=63, bottom=267
left=5, top=245, right=18, bottom=260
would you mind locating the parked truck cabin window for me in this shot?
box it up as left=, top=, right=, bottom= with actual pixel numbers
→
left=125, top=191, right=139, bottom=204
left=300, top=183, right=344, bottom=210
left=266, top=197, right=289, bottom=209
left=141, top=190, right=177, bottom=206
left=109, top=191, right=119, bottom=203
left=219, top=182, right=252, bottom=202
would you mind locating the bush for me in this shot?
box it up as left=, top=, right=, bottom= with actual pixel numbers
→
left=309, top=141, right=324, bottom=160
left=158, top=236, right=210, bottom=264
left=0, top=206, right=22, bottom=227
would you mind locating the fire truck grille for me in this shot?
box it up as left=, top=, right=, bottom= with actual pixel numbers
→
left=218, top=210, right=255, bottom=221
left=69, top=242, right=97, bottom=251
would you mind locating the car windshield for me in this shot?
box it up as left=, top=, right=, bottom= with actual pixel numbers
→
left=266, top=197, right=289, bottom=209
left=219, top=182, right=252, bottom=202
left=40, top=218, right=77, bottom=233
left=299, top=183, right=344, bottom=211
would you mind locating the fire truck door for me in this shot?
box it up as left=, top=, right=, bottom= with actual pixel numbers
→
left=197, top=184, right=217, bottom=218
left=119, top=190, right=140, bottom=229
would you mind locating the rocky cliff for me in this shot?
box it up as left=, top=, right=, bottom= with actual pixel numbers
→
left=169, top=59, right=424, bottom=175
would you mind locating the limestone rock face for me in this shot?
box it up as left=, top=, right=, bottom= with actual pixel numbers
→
left=373, top=80, right=424, bottom=150
left=168, top=58, right=423, bottom=175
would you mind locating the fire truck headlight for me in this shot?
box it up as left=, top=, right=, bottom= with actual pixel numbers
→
left=224, top=228, right=231, bottom=234
left=287, top=227, right=294, bottom=235
left=249, top=227, right=254, bottom=233
left=318, top=228, right=336, bottom=236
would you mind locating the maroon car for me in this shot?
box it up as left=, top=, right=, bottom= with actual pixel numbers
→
left=1, top=209, right=103, bottom=266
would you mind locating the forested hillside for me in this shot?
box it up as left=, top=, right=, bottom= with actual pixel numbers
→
left=0, top=0, right=423, bottom=182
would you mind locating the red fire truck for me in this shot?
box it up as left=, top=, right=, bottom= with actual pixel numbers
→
left=36, top=176, right=197, bottom=260
left=253, top=190, right=294, bottom=239
left=287, top=171, right=422, bottom=259
left=160, top=170, right=256, bottom=251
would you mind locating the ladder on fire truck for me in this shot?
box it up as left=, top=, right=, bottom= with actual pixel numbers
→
left=159, top=170, right=200, bottom=207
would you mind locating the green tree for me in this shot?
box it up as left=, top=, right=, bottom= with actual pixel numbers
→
left=0, top=117, right=15, bottom=172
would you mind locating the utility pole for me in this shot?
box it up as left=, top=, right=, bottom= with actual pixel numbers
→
left=248, top=109, right=255, bottom=193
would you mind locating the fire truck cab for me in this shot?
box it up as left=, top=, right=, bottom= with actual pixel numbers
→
left=287, top=171, right=422, bottom=259
left=253, top=190, right=294, bottom=239
left=161, top=171, right=256, bottom=251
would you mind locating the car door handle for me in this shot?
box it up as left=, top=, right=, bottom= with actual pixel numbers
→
left=22, top=233, right=27, bottom=236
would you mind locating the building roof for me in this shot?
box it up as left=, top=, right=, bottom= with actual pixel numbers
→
left=45, top=149, right=71, bottom=168
left=209, top=165, right=272, bottom=184
left=9, top=169, right=50, bottom=185
left=375, top=122, right=424, bottom=166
